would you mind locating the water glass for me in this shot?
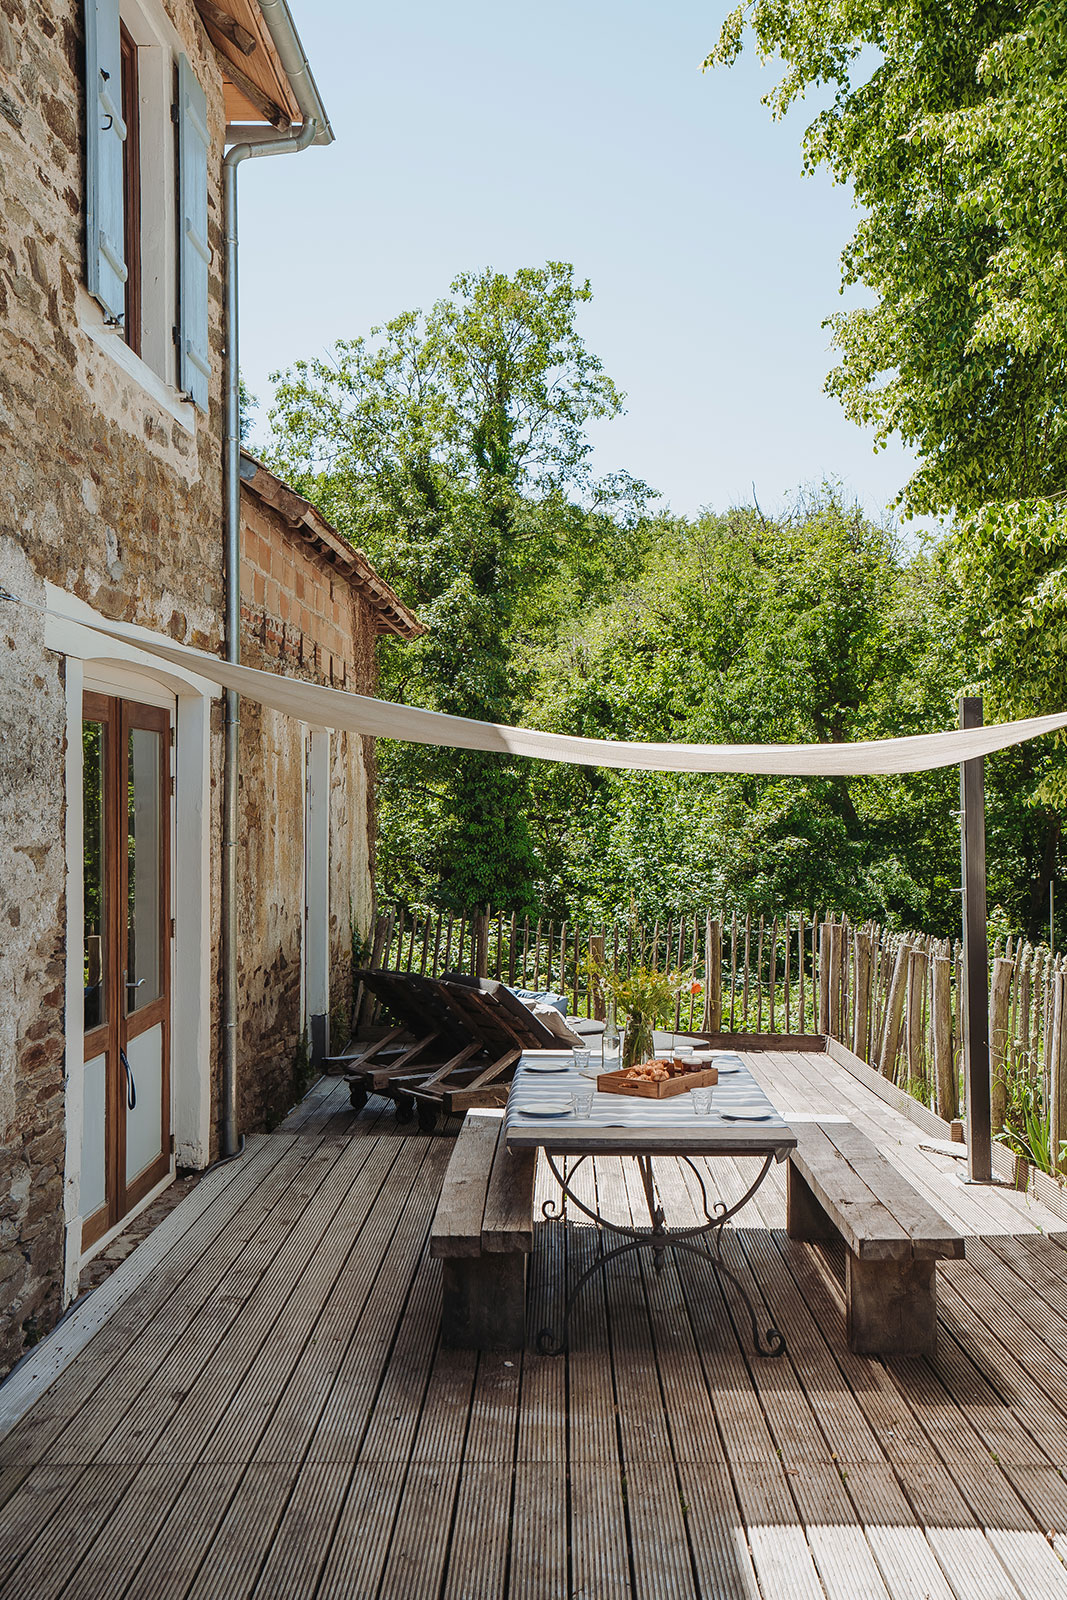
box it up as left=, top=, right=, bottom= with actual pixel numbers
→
left=573, top=1087, right=594, bottom=1118
left=572, top=1047, right=592, bottom=1075
left=691, top=1088, right=714, bottom=1117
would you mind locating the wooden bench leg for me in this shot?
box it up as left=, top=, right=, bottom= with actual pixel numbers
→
left=846, top=1255, right=937, bottom=1358
left=441, top=1254, right=527, bottom=1350
left=786, top=1160, right=836, bottom=1242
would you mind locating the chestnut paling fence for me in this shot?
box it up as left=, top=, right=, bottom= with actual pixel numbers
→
left=357, top=905, right=1067, bottom=1170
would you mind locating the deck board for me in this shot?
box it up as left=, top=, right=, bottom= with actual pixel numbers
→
left=3, top=1050, right=1067, bottom=1599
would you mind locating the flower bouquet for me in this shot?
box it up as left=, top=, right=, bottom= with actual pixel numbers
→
left=586, top=959, right=702, bottom=1071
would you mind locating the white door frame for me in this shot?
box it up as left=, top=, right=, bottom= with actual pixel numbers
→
left=45, top=586, right=219, bottom=1298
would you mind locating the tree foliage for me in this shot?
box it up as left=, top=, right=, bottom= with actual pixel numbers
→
left=267, top=263, right=652, bottom=910
left=706, top=0, right=1067, bottom=731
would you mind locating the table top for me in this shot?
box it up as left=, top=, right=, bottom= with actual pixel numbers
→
left=504, top=1051, right=797, bottom=1156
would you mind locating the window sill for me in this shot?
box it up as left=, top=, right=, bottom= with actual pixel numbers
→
left=79, top=295, right=196, bottom=435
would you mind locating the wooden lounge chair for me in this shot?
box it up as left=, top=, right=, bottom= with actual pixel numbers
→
left=342, top=970, right=481, bottom=1118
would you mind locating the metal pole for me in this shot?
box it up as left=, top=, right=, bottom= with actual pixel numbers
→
left=960, top=695, right=992, bottom=1182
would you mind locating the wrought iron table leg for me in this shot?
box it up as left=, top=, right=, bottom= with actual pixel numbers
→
left=536, top=1151, right=788, bottom=1359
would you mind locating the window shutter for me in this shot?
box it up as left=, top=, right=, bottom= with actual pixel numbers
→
left=177, top=54, right=211, bottom=411
left=85, top=0, right=127, bottom=322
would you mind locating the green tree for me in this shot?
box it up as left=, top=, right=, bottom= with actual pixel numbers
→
left=706, top=0, right=1067, bottom=893
left=267, top=263, right=650, bottom=910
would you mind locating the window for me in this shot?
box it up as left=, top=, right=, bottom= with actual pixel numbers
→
left=84, top=0, right=210, bottom=409
left=119, top=23, right=140, bottom=355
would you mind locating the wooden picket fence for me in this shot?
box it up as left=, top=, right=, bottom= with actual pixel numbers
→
left=358, top=904, right=1067, bottom=1156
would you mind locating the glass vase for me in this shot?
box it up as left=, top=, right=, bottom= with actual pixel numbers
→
left=622, top=1013, right=654, bottom=1071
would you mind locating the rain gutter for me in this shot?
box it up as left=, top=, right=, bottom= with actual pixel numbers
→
left=219, top=1, right=333, bottom=1157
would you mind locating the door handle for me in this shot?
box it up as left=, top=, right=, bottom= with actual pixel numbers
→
left=120, top=1049, right=137, bottom=1111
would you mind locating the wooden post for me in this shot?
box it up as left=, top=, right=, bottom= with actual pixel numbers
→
left=473, top=910, right=489, bottom=977
left=960, top=695, right=993, bottom=1183
left=818, top=920, right=831, bottom=1035
left=879, top=939, right=909, bottom=1080
left=906, top=947, right=928, bottom=1087
left=932, top=954, right=957, bottom=1120
left=704, top=914, right=722, bottom=1033
left=1051, top=969, right=1067, bottom=1177
left=827, top=920, right=843, bottom=1041
left=852, top=930, right=872, bottom=1062
left=588, top=934, right=606, bottom=1020
left=989, top=955, right=1013, bottom=1134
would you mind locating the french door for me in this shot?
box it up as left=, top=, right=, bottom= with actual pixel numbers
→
left=81, top=693, right=172, bottom=1249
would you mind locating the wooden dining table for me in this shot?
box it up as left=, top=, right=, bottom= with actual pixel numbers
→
left=505, top=1051, right=797, bottom=1355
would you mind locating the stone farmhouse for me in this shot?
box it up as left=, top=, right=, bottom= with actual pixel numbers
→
left=0, top=0, right=420, bottom=1376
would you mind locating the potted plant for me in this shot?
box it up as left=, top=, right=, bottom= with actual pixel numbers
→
left=586, top=960, right=701, bottom=1070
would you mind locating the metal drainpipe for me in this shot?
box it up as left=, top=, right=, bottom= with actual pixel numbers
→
left=219, top=64, right=325, bottom=1155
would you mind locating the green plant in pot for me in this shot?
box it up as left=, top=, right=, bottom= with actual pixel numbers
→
left=586, top=961, right=699, bottom=1070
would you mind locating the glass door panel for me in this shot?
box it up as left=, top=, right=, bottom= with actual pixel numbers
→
left=81, top=693, right=171, bottom=1249
left=126, top=725, right=163, bottom=1013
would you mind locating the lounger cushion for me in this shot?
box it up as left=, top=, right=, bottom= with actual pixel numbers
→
left=527, top=1002, right=586, bottom=1048
left=509, top=987, right=569, bottom=1015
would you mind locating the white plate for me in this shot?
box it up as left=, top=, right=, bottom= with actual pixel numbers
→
left=721, top=1106, right=773, bottom=1121
left=516, top=1099, right=574, bottom=1117
left=525, top=1062, right=569, bottom=1074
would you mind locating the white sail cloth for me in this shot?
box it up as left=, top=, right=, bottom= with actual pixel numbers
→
left=73, top=611, right=1067, bottom=777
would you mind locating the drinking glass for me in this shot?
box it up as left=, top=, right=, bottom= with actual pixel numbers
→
left=572, top=1047, right=592, bottom=1075
left=573, top=1087, right=594, bottom=1118
left=691, top=1088, right=714, bottom=1116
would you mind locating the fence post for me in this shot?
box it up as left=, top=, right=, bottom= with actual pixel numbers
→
left=852, top=930, right=872, bottom=1062
left=818, top=921, right=831, bottom=1035
left=1051, top=968, right=1067, bottom=1177
left=704, top=914, right=722, bottom=1033
left=989, top=955, right=1013, bottom=1134
left=879, top=938, right=909, bottom=1080
left=931, top=953, right=956, bottom=1120
left=473, top=910, right=489, bottom=977
left=906, top=946, right=928, bottom=1087
left=588, top=933, right=605, bottom=1020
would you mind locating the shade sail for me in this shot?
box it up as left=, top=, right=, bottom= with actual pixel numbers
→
left=72, top=611, right=1067, bottom=777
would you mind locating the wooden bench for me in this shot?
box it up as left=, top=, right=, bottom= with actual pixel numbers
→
left=430, top=1111, right=536, bottom=1349
left=787, top=1121, right=964, bottom=1357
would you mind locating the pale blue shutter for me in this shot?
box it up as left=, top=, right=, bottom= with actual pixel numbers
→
left=177, top=54, right=211, bottom=411
left=85, top=0, right=127, bottom=322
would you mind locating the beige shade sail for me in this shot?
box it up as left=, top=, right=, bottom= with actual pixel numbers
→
left=71, top=610, right=1067, bottom=777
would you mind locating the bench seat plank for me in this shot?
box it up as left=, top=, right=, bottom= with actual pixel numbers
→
left=818, top=1121, right=965, bottom=1259
left=482, top=1134, right=535, bottom=1255
left=430, top=1115, right=502, bottom=1259
left=790, top=1124, right=911, bottom=1261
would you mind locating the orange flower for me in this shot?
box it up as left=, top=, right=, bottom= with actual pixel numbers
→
left=690, top=980, right=703, bottom=995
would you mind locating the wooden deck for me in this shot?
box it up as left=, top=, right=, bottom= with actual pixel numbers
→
left=4, top=1050, right=1067, bottom=1599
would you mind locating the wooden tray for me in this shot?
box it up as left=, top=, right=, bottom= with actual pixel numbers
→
left=597, top=1066, right=719, bottom=1099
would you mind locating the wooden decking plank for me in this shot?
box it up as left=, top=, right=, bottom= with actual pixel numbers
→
left=314, top=1462, right=407, bottom=1600
left=673, top=1462, right=762, bottom=1600
left=301, top=1150, right=449, bottom=1464
left=109, top=1463, right=243, bottom=1600
left=967, top=1236, right=1067, bottom=1362
left=938, top=1264, right=1067, bottom=1435
left=183, top=1462, right=299, bottom=1600
left=54, top=1463, right=189, bottom=1600
left=0, top=1466, right=94, bottom=1588
left=242, top=1135, right=440, bottom=1464
left=441, top=1459, right=513, bottom=1600
left=565, top=1159, right=632, bottom=1600
left=248, top=1463, right=352, bottom=1600
left=0, top=1464, right=138, bottom=1600
left=0, top=1133, right=301, bottom=1467
left=610, top=1156, right=702, bottom=1600
left=97, top=1137, right=363, bottom=1464
left=657, top=1159, right=893, bottom=1600
left=0, top=1467, right=28, bottom=1514
left=186, top=1137, right=419, bottom=1464
left=375, top=1342, right=478, bottom=1600
left=508, top=1155, right=568, bottom=1600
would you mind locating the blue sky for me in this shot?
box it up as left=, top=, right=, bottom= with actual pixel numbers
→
left=238, top=0, right=916, bottom=524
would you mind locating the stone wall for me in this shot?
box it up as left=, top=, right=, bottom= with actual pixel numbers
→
left=0, top=0, right=228, bottom=1373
